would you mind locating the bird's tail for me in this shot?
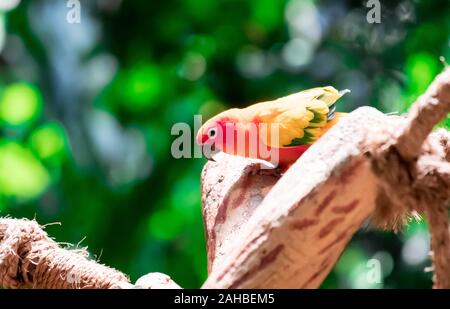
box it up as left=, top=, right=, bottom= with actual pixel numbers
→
left=326, top=89, right=350, bottom=120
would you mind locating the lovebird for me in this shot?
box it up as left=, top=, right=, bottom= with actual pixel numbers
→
left=196, top=86, right=349, bottom=169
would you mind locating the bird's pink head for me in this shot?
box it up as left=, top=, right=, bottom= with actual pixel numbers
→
left=196, top=111, right=237, bottom=148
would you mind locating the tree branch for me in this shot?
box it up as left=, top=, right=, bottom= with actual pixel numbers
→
left=201, top=69, right=450, bottom=289
left=0, top=218, right=181, bottom=289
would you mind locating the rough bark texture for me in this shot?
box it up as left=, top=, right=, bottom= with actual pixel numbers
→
left=396, top=68, right=450, bottom=161
left=201, top=153, right=280, bottom=273
left=0, top=218, right=181, bottom=289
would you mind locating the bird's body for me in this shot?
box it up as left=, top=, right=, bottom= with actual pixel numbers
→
left=196, top=86, right=349, bottom=169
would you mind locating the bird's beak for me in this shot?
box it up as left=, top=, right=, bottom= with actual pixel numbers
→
left=196, top=131, right=209, bottom=145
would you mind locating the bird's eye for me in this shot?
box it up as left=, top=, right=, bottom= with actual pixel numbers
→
left=208, top=128, right=217, bottom=138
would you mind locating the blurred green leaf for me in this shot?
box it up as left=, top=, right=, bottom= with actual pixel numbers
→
left=0, top=140, right=49, bottom=199
left=29, top=121, right=67, bottom=162
left=405, top=52, right=439, bottom=103
left=148, top=206, right=185, bottom=241
left=116, top=63, right=162, bottom=112
left=0, top=83, right=42, bottom=127
left=250, top=0, right=284, bottom=32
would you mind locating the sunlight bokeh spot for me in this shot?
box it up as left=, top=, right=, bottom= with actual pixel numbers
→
left=406, top=53, right=439, bottom=101
left=0, top=83, right=42, bottom=127
left=30, top=121, right=67, bottom=161
left=0, top=141, right=49, bottom=199
left=121, top=64, right=162, bottom=112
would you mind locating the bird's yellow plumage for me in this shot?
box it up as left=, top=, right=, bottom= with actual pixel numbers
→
left=240, top=86, right=347, bottom=147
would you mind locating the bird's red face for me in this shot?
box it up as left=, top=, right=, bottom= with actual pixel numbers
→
left=196, top=117, right=226, bottom=147
left=196, top=115, right=237, bottom=161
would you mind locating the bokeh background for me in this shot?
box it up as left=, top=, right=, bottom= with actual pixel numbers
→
left=0, top=0, right=449, bottom=288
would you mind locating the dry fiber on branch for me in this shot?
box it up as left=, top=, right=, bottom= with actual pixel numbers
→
left=0, top=218, right=180, bottom=289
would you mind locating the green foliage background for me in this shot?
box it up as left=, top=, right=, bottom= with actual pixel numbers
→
left=0, top=0, right=449, bottom=288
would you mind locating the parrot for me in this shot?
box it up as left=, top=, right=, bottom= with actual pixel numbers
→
left=196, top=86, right=349, bottom=170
